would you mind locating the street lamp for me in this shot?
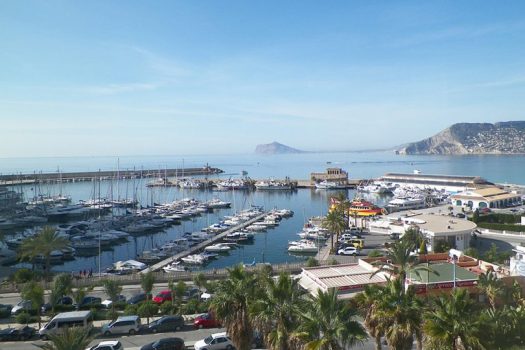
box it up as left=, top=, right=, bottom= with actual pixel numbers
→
left=449, top=249, right=463, bottom=289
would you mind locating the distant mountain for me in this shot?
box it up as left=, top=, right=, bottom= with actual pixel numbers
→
left=255, top=142, right=306, bottom=154
left=397, top=121, right=525, bottom=155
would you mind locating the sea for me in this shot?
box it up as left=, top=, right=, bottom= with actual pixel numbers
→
left=1, top=151, right=525, bottom=275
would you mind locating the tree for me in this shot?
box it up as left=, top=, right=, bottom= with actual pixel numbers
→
left=375, top=279, right=424, bottom=350
left=50, top=273, right=73, bottom=313
left=211, top=264, right=256, bottom=350
left=477, top=271, right=503, bottom=310
left=72, top=285, right=93, bottom=310
left=140, top=271, right=155, bottom=301
left=21, top=281, right=44, bottom=328
left=424, top=288, right=484, bottom=350
left=250, top=273, right=306, bottom=350
left=353, top=284, right=385, bottom=350
left=18, top=226, right=70, bottom=282
left=193, top=272, right=208, bottom=291
left=372, top=240, right=435, bottom=292
left=401, top=227, right=423, bottom=252
left=102, top=279, right=122, bottom=317
left=293, top=288, right=367, bottom=350
left=323, top=208, right=346, bottom=253
left=37, top=324, right=94, bottom=350
left=138, top=301, right=159, bottom=325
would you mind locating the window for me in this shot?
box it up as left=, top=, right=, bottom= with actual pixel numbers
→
left=217, top=337, right=227, bottom=343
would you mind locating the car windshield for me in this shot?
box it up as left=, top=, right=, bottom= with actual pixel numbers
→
left=204, top=336, right=213, bottom=344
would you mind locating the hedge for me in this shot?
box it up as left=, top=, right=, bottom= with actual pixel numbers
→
left=477, top=222, right=525, bottom=232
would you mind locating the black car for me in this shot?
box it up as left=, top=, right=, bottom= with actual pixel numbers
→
left=127, top=293, right=151, bottom=305
left=0, top=326, right=36, bottom=341
left=140, top=337, right=185, bottom=350
left=41, top=296, right=73, bottom=313
left=148, top=315, right=185, bottom=333
left=182, top=288, right=200, bottom=302
left=77, top=296, right=102, bottom=309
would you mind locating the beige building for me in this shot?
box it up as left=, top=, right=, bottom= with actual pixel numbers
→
left=451, top=187, right=522, bottom=210
left=370, top=213, right=477, bottom=251
left=310, top=168, right=348, bottom=184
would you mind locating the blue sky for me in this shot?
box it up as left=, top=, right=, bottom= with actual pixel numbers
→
left=1, top=1, right=525, bottom=157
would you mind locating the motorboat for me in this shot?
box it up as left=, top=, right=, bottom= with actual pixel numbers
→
left=107, top=260, right=146, bottom=274
left=288, top=241, right=318, bottom=253
left=315, top=180, right=346, bottom=190
left=386, top=197, right=426, bottom=212
left=204, top=243, right=232, bottom=253
left=181, top=254, right=207, bottom=265
left=255, top=180, right=293, bottom=190
left=346, top=198, right=384, bottom=217
left=206, top=198, right=232, bottom=209
left=162, top=261, right=188, bottom=273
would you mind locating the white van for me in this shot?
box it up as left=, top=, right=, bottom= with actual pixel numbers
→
left=39, top=310, right=93, bottom=340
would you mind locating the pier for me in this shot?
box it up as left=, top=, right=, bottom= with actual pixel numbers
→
left=143, top=212, right=268, bottom=273
left=0, top=166, right=223, bottom=185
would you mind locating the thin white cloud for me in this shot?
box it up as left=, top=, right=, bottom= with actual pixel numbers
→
left=82, top=82, right=162, bottom=95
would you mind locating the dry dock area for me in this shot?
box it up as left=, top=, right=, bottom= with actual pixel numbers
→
left=143, top=212, right=268, bottom=273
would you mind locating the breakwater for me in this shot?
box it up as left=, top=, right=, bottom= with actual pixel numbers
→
left=0, top=166, right=223, bottom=185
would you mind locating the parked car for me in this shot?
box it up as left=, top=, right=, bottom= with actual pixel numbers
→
left=182, top=288, right=201, bottom=302
left=86, top=340, right=124, bottom=350
left=77, top=296, right=102, bottom=309
left=101, top=315, right=141, bottom=336
left=140, top=337, right=185, bottom=350
left=11, top=300, right=33, bottom=315
left=41, top=296, right=73, bottom=313
left=193, top=313, right=221, bottom=329
left=337, top=246, right=359, bottom=256
left=194, top=332, right=234, bottom=350
left=0, top=325, right=36, bottom=341
left=147, top=315, right=185, bottom=333
left=153, top=290, right=172, bottom=304
left=0, top=304, right=13, bottom=316
left=127, top=293, right=151, bottom=305
left=101, top=295, right=126, bottom=308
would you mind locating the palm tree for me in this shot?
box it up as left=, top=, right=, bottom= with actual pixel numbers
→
left=140, top=271, right=155, bottom=301
left=353, top=284, right=385, bottom=350
left=50, top=273, right=73, bottom=313
left=21, top=281, right=44, bottom=328
left=375, top=278, right=424, bottom=350
left=250, top=273, right=306, bottom=350
left=477, top=271, right=502, bottom=310
left=322, top=208, right=346, bottom=253
left=210, top=264, right=256, bottom=350
left=18, top=226, right=70, bottom=282
left=37, top=325, right=94, bottom=350
left=372, top=240, right=435, bottom=291
left=102, top=279, right=122, bottom=318
left=293, top=288, right=367, bottom=350
left=424, top=288, right=484, bottom=350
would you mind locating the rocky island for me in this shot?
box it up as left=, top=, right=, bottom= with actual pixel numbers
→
left=397, top=121, right=525, bottom=155
left=255, top=142, right=306, bottom=154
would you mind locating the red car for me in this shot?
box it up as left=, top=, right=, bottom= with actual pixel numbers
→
left=153, top=290, right=172, bottom=304
left=193, top=313, right=220, bottom=329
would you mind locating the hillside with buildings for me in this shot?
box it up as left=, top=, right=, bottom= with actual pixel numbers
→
left=397, top=121, right=525, bottom=155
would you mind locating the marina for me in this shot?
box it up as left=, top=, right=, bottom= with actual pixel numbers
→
left=2, top=152, right=525, bottom=277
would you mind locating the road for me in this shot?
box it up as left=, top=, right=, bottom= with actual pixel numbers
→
left=0, top=325, right=410, bottom=350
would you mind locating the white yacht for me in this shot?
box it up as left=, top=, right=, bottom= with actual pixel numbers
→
left=181, top=254, right=208, bottom=264
left=204, top=243, right=232, bottom=252
left=386, top=197, right=426, bottom=212
left=255, top=180, right=292, bottom=190
left=162, top=261, right=187, bottom=272
left=315, top=180, right=346, bottom=190
left=288, top=241, right=318, bottom=253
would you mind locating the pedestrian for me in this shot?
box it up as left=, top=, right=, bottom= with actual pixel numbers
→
left=89, top=268, right=93, bottom=277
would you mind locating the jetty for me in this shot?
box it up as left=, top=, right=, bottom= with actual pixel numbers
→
left=0, top=166, right=223, bottom=185
left=142, top=211, right=268, bottom=273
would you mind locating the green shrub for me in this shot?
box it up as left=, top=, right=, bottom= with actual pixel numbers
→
left=159, top=302, right=177, bottom=315
left=91, top=308, right=108, bottom=321
left=106, top=309, right=119, bottom=321
left=113, top=301, right=127, bottom=311
left=306, top=257, right=319, bottom=267
left=329, top=258, right=339, bottom=265
left=138, top=301, right=159, bottom=321
left=182, top=299, right=201, bottom=315
left=54, top=304, right=75, bottom=313
left=12, top=269, right=38, bottom=284
left=476, top=222, right=525, bottom=232
left=124, top=304, right=138, bottom=316
left=16, top=312, right=37, bottom=324
left=367, top=250, right=383, bottom=258
left=434, top=239, right=453, bottom=253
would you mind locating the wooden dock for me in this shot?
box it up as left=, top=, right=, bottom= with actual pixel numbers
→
left=142, top=212, right=268, bottom=273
